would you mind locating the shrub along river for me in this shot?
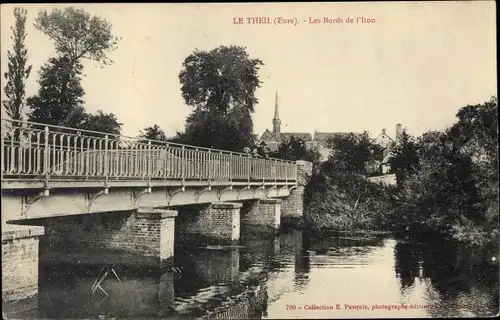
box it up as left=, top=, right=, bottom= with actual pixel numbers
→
left=9, top=226, right=499, bottom=319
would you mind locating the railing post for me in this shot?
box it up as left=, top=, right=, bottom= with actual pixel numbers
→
left=181, top=145, right=185, bottom=184
left=104, top=135, right=108, bottom=185
left=274, top=160, right=277, bottom=185
left=228, top=152, right=232, bottom=182
left=207, top=149, right=211, bottom=181
left=286, top=162, right=289, bottom=182
left=262, top=159, right=265, bottom=185
left=293, top=161, right=299, bottom=184
left=44, top=126, right=49, bottom=186
left=148, top=140, right=152, bottom=183
left=164, top=143, right=169, bottom=181
left=195, top=148, right=201, bottom=181
left=247, top=154, right=252, bottom=184
left=219, top=151, right=223, bottom=180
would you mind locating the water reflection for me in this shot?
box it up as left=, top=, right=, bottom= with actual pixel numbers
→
left=12, top=228, right=499, bottom=319
left=37, top=263, right=176, bottom=318
left=393, top=240, right=499, bottom=318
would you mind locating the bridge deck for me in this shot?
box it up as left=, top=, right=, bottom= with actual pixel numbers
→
left=2, top=119, right=298, bottom=189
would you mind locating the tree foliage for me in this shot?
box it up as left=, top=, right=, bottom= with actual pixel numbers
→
left=176, top=106, right=255, bottom=151
left=27, top=56, right=85, bottom=126
left=79, top=110, right=122, bottom=135
left=388, top=130, right=420, bottom=185
left=3, top=8, right=33, bottom=121
left=34, top=7, right=120, bottom=67
left=27, top=7, right=122, bottom=136
left=303, top=131, right=394, bottom=231
left=269, top=136, right=321, bottom=163
left=179, top=45, right=263, bottom=114
left=139, top=124, right=168, bottom=142
left=388, top=97, right=498, bottom=249
left=177, top=46, right=262, bottom=151
left=324, top=132, right=384, bottom=175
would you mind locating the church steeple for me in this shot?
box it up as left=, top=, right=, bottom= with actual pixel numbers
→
left=272, top=90, right=281, bottom=140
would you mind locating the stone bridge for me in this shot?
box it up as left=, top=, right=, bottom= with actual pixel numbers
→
left=1, top=119, right=312, bottom=305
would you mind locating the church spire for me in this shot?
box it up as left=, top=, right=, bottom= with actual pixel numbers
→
left=272, top=90, right=281, bottom=140
left=273, top=90, right=280, bottom=121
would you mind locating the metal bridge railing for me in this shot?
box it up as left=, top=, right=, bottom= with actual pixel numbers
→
left=1, top=119, right=298, bottom=184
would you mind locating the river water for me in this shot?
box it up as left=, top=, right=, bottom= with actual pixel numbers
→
left=11, top=228, right=499, bottom=319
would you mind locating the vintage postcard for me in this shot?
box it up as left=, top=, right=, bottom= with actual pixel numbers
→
left=1, top=2, right=498, bottom=319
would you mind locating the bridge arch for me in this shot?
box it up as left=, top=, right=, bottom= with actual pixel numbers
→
left=254, top=187, right=267, bottom=199
left=196, top=187, right=219, bottom=204
left=266, top=186, right=279, bottom=198
left=219, top=186, right=239, bottom=202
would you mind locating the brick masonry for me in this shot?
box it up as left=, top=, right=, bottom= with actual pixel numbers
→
left=40, top=208, right=177, bottom=266
left=177, top=202, right=241, bottom=245
left=281, top=186, right=305, bottom=218
left=282, top=160, right=312, bottom=219
left=2, top=225, right=44, bottom=302
left=296, top=160, right=313, bottom=186
left=241, top=199, right=281, bottom=232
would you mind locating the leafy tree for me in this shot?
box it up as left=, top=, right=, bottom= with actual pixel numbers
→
left=79, top=110, right=122, bottom=135
left=139, top=124, right=168, bottom=142
left=34, top=7, right=120, bottom=67
left=269, top=136, right=321, bottom=163
left=388, top=130, right=420, bottom=185
left=178, top=106, right=255, bottom=151
left=138, top=124, right=169, bottom=146
left=390, top=134, right=481, bottom=235
left=27, top=56, right=84, bottom=126
left=324, top=132, right=383, bottom=175
left=29, top=7, right=120, bottom=129
left=177, top=46, right=262, bottom=151
left=389, top=97, right=498, bottom=247
left=448, top=96, right=498, bottom=168
left=179, top=45, right=263, bottom=114
left=3, top=8, right=33, bottom=123
left=448, top=97, right=499, bottom=236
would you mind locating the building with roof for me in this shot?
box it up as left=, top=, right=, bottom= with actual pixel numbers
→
left=257, top=91, right=404, bottom=164
left=257, top=92, right=335, bottom=161
left=367, top=124, right=404, bottom=174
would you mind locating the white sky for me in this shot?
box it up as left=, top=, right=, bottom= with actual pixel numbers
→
left=0, top=2, right=496, bottom=140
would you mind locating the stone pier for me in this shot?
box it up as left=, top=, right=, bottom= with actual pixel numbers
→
left=2, top=225, right=44, bottom=305
left=176, top=202, right=241, bottom=246
left=241, top=198, right=281, bottom=233
left=134, top=207, right=178, bottom=266
left=281, top=160, right=313, bottom=227
left=40, top=208, right=178, bottom=267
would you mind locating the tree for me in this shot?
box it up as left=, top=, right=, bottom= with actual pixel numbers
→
left=389, top=98, right=498, bottom=241
left=448, top=96, right=498, bottom=168
left=179, top=106, right=255, bottom=151
left=30, top=7, right=120, bottom=128
left=34, top=7, right=120, bottom=67
left=179, top=45, right=263, bottom=114
left=79, top=110, right=122, bottom=135
left=304, top=132, right=387, bottom=219
left=447, top=97, right=499, bottom=236
left=391, top=133, right=481, bottom=234
left=139, top=124, right=167, bottom=141
left=270, top=136, right=321, bottom=163
left=139, top=124, right=168, bottom=144
left=324, top=132, right=383, bottom=175
left=27, top=56, right=85, bottom=126
left=388, top=131, right=420, bottom=185
left=177, top=45, right=263, bottom=151
left=3, top=8, right=33, bottom=122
